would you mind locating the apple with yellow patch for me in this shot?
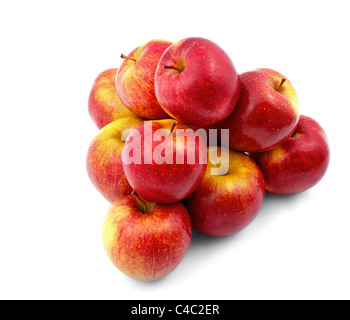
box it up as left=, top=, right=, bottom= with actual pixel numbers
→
left=88, top=68, right=135, bottom=129
left=184, top=147, right=265, bottom=237
left=86, top=117, right=143, bottom=202
left=251, top=115, right=330, bottom=194
left=116, top=39, right=172, bottom=120
left=102, top=193, right=192, bottom=281
left=215, top=68, right=299, bottom=152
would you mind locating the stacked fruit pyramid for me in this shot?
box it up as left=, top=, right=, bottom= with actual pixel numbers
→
left=87, top=37, right=330, bottom=281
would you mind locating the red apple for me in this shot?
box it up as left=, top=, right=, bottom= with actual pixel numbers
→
left=184, top=147, right=265, bottom=237
left=86, top=117, right=143, bottom=202
left=215, top=68, right=299, bottom=152
left=116, top=39, right=172, bottom=119
left=88, top=68, right=135, bottom=129
left=121, top=119, right=207, bottom=203
left=155, top=37, right=241, bottom=127
left=251, top=115, right=330, bottom=194
left=102, top=193, right=192, bottom=281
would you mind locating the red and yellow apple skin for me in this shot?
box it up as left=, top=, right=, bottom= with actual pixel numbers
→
left=86, top=117, right=143, bottom=202
left=88, top=68, right=135, bottom=129
left=102, top=195, right=192, bottom=281
left=184, top=147, right=265, bottom=237
left=116, top=39, right=172, bottom=120
left=122, top=119, right=207, bottom=204
left=215, top=68, right=299, bottom=153
left=155, top=37, right=241, bottom=127
left=251, top=115, right=330, bottom=194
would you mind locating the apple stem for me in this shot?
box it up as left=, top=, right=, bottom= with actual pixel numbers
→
left=121, top=54, right=137, bottom=62
left=163, top=65, right=182, bottom=72
left=276, top=78, right=286, bottom=92
left=132, top=191, right=147, bottom=214
left=170, top=120, right=178, bottom=134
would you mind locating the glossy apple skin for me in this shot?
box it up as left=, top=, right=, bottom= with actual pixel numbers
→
left=122, top=119, right=207, bottom=203
left=251, top=115, right=330, bottom=194
left=155, top=37, right=241, bottom=127
left=88, top=68, right=135, bottom=129
left=102, top=195, right=192, bottom=281
left=116, top=39, right=172, bottom=120
left=87, top=117, right=143, bottom=202
left=215, top=68, right=299, bottom=152
left=184, top=147, right=265, bottom=237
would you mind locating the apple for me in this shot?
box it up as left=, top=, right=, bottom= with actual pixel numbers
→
left=88, top=68, right=135, bottom=129
left=251, top=115, right=330, bottom=194
left=102, top=193, right=192, bottom=281
left=215, top=68, right=299, bottom=153
left=86, top=117, right=143, bottom=202
left=154, top=37, right=241, bottom=127
left=184, top=147, right=265, bottom=237
left=121, top=119, right=207, bottom=203
left=116, top=39, right=172, bottom=120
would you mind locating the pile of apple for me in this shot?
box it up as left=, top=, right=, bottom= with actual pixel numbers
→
left=87, top=37, right=330, bottom=281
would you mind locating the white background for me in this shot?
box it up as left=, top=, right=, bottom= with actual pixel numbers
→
left=0, top=0, right=349, bottom=300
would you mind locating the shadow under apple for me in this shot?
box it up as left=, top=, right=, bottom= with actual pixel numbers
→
left=254, top=191, right=310, bottom=226
left=180, top=191, right=308, bottom=272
